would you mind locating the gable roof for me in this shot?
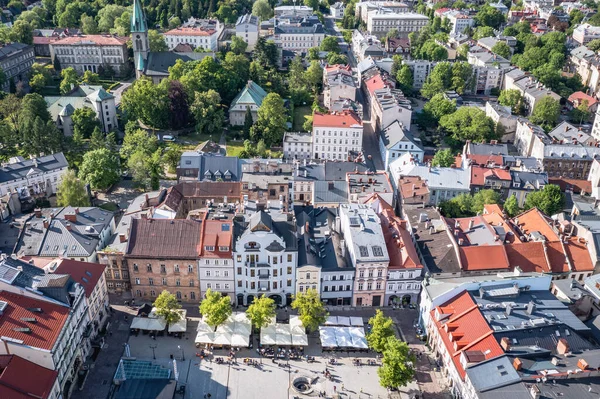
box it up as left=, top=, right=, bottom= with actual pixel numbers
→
left=459, top=246, right=510, bottom=271
left=512, top=208, right=559, bottom=241
left=505, top=242, right=551, bottom=273
left=54, top=259, right=106, bottom=298
left=0, top=153, right=67, bottom=184
left=144, top=51, right=214, bottom=76
left=0, top=355, right=58, bottom=399
left=231, top=81, right=267, bottom=108
left=126, top=219, right=203, bottom=259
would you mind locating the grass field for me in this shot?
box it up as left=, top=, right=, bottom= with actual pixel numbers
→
left=293, top=106, right=312, bottom=131
left=225, top=141, right=245, bottom=157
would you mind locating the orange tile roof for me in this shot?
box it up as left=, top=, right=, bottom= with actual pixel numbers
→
left=548, top=178, right=592, bottom=195
left=505, top=242, right=550, bottom=273
left=325, top=64, right=352, bottom=74
left=164, top=27, right=216, bottom=36
left=201, top=220, right=233, bottom=258
left=471, top=167, right=511, bottom=186
left=483, top=204, right=503, bottom=215
left=53, top=35, right=128, bottom=46
left=466, top=154, right=504, bottom=167
left=0, top=355, right=58, bottom=399
left=513, top=208, right=560, bottom=242
left=0, top=292, right=69, bottom=351
left=54, top=259, right=106, bottom=298
left=379, top=209, right=423, bottom=270
left=481, top=208, right=523, bottom=244
left=459, top=246, right=510, bottom=271
left=568, top=91, right=598, bottom=107
left=398, top=175, right=429, bottom=199
left=312, top=111, right=362, bottom=128
left=564, top=237, right=594, bottom=272
left=364, top=73, right=393, bottom=96
left=431, top=291, right=504, bottom=379
left=546, top=241, right=570, bottom=273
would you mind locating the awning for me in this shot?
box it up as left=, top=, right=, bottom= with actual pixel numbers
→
left=194, top=313, right=252, bottom=347
left=318, top=326, right=368, bottom=349
left=350, top=317, right=363, bottom=326
left=130, top=316, right=167, bottom=331
left=168, top=310, right=187, bottom=333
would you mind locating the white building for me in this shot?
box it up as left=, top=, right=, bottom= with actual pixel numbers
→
left=198, top=219, right=235, bottom=302
left=50, top=35, right=128, bottom=75
left=402, top=59, right=437, bottom=89
left=370, top=86, right=412, bottom=131
left=274, top=5, right=313, bottom=17
left=330, top=2, right=346, bottom=19
left=503, top=68, right=561, bottom=114
left=592, top=107, right=600, bottom=141
left=283, top=132, right=313, bottom=160
left=164, top=18, right=222, bottom=51
left=445, top=11, right=475, bottom=34
left=229, top=80, right=268, bottom=126
left=312, top=111, right=363, bottom=161
left=274, top=17, right=325, bottom=52
left=324, top=64, right=356, bottom=109
left=0, top=42, right=34, bottom=92
left=233, top=207, right=298, bottom=306
left=366, top=11, right=428, bottom=37
left=339, top=204, right=390, bottom=307
left=573, top=23, right=600, bottom=45
left=0, top=153, right=68, bottom=199
left=379, top=120, right=424, bottom=170
left=355, top=1, right=410, bottom=23
left=235, top=14, right=259, bottom=51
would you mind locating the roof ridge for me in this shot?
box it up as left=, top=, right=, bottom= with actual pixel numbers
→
left=446, top=302, right=478, bottom=325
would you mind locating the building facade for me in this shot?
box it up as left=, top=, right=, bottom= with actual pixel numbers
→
left=366, top=11, right=428, bottom=37
left=312, top=111, right=363, bottom=161
left=283, top=132, right=313, bottom=160
left=229, top=80, right=267, bottom=126
left=235, top=14, right=259, bottom=51
left=198, top=218, right=235, bottom=301
left=164, top=21, right=221, bottom=52
left=0, top=42, right=34, bottom=92
left=0, top=153, right=68, bottom=199
left=274, top=18, right=325, bottom=52
left=50, top=35, right=128, bottom=75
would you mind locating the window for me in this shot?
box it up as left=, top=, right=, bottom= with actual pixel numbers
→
left=346, top=285, right=351, bottom=291
left=135, top=278, right=140, bottom=285
left=367, top=283, right=372, bottom=290
left=358, top=283, right=363, bottom=291
left=237, top=255, right=242, bottom=262
left=288, top=254, right=292, bottom=262
left=287, top=267, right=292, bottom=274
left=273, top=269, right=278, bottom=277
left=160, top=264, right=166, bottom=273
left=306, top=272, right=311, bottom=279
left=174, top=264, right=180, bottom=273
left=372, top=246, right=384, bottom=257
left=376, top=282, right=381, bottom=290
left=368, top=270, right=374, bottom=278
left=188, top=265, right=193, bottom=273
left=219, top=246, right=229, bottom=252
left=148, top=278, right=154, bottom=285
left=273, top=282, right=278, bottom=289
left=250, top=270, right=255, bottom=277
left=237, top=267, right=242, bottom=275
left=190, top=292, right=196, bottom=300
left=359, top=246, right=369, bottom=257
left=299, top=285, right=304, bottom=292
left=147, top=264, right=152, bottom=272
left=162, top=278, right=167, bottom=285
left=224, top=283, right=230, bottom=289
left=205, top=271, right=211, bottom=277
left=133, top=264, right=139, bottom=272
left=238, top=280, right=242, bottom=287
left=207, top=283, right=212, bottom=289
left=190, top=279, right=194, bottom=286
left=224, top=271, right=229, bottom=277
left=150, top=290, right=156, bottom=297
left=324, top=286, right=329, bottom=292
left=176, top=291, right=182, bottom=299
left=359, top=270, right=365, bottom=278
left=205, top=259, right=210, bottom=265
left=273, top=257, right=278, bottom=265
left=287, top=279, right=292, bottom=287
left=205, top=246, right=215, bottom=251
left=332, top=286, right=336, bottom=292
left=251, top=282, right=256, bottom=289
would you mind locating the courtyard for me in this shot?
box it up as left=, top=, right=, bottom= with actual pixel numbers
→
left=125, top=317, right=417, bottom=399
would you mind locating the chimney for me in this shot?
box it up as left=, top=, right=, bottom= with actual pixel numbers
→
left=305, top=221, right=310, bottom=233
left=578, top=358, right=589, bottom=371
left=119, top=233, right=126, bottom=243
left=454, top=229, right=460, bottom=236
left=468, top=218, right=475, bottom=230
left=75, top=207, right=79, bottom=214
left=66, top=223, right=72, bottom=231
left=455, top=220, right=460, bottom=228
left=557, top=338, right=570, bottom=355
left=505, top=303, right=513, bottom=316
left=43, top=219, right=49, bottom=229
left=513, top=357, right=522, bottom=371
left=458, top=238, right=464, bottom=245
left=526, top=301, right=536, bottom=315
left=501, top=337, right=511, bottom=351
left=429, top=226, right=434, bottom=235
left=304, top=170, right=307, bottom=177
left=34, top=208, right=42, bottom=218
left=65, top=213, right=77, bottom=222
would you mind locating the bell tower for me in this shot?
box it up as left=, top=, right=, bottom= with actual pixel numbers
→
left=131, top=0, right=149, bottom=77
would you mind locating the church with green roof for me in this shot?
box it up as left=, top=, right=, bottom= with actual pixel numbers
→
left=228, top=80, right=268, bottom=126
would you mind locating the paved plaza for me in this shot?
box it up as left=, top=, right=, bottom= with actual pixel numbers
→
left=126, top=318, right=415, bottom=399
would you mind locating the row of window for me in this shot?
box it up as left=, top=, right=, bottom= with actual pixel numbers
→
left=236, top=254, right=294, bottom=263
left=314, top=130, right=361, bottom=137
left=133, top=263, right=195, bottom=273
left=314, top=138, right=359, bottom=145
left=134, top=277, right=195, bottom=286
left=204, top=270, right=229, bottom=277
left=323, top=285, right=351, bottom=292
left=387, top=283, right=419, bottom=291
left=357, top=282, right=382, bottom=291
left=238, top=279, right=293, bottom=289
left=237, top=266, right=293, bottom=276
left=135, top=290, right=195, bottom=300
left=358, top=269, right=385, bottom=278
left=206, top=282, right=230, bottom=290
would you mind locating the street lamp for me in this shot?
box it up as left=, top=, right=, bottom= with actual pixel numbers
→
left=150, top=344, right=157, bottom=360
left=178, top=345, right=185, bottom=361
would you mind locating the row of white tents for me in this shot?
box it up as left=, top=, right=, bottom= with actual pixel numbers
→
left=260, top=316, right=308, bottom=346
left=194, top=312, right=252, bottom=347
left=320, top=316, right=368, bottom=349
left=130, top=308, right=187, bottom=333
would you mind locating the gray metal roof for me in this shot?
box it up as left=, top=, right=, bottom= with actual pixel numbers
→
left=0, top=153, right=68, bottom=184
left=0, top=42, right=31, bottom=61
left=477, top=382, right=531, bottom=399
left=380, top=120, right=422, bottom=150
left=313, top=181, right=348, bottom=205
left=145, top=51, right=214, bottom=76
left=339, top=204, right=389, bottom=263
left=199, top=155, right=241, bottom=182
left=466, top=356, right=522, bottom=393
left=468, top=142, right=509, bottom=156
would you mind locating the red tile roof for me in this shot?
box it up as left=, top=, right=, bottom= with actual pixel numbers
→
left=127, top=218, right=203, bottom=259
left=201, top=220, right=233, bottom=259
left=312, top=111, right=362, bottom=128
left=54, top=259, right=106, bottom=298
left=164, top=27, right=216, bottom=36
left=325, top=64, right=352, bottom=74
left=513, top=208, right=560, bottom=242
left=568, top=91, right=598, bottom=107
left=379, top=209, right=423, bottom=270
left=33, top=36, right=59, bottom=45
left=483, top=204, right=503, bottom=215
left=459, top=246, right=510, bottom=271
left=471, top=167, right=511, bottom=186
left=52, top=35, right=128, bottom=46
left=564, top=237, right=594, bottom=272
left=505, top=242, right=550, bottom=273
left=0, top=292, right=69, bottom=351
left=546, top=241, right=570, bottom=273
left=0, top=355, right=58, bottom=399
left=549, top=178, right=592, bottom=195
left=431, top=291, right=504, bottom=379
left=398, top=176, right=429, bottom=200
left=481, top=207, right=523, bottom=244
left=467, top=154, right=504, bottom=167
left=364, top=73, right=394, bottom=96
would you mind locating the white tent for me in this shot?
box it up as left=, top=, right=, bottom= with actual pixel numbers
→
left=318, top=326, right=368, bottom=349
left=325, top=316, right=338, bottom=325
left=195, top=331, right=216, bottom=344
left=319, top=327, right=338, bottom=348
left=350, top=317, right=363, bottom=327
left=213, top=332, right=233, bottom=346
left=336, top=328, right=353, bottom=347
left=130, top=316, right=167, bottom=331
left=260, top=317, right=307, bottom=346
left=291, top=333, right=308, bottom=346
left=337, top=316, right=351, bottom=327
left=168, top=310, right=187, bottom=333
left=276, top=333, right=292, bottom=345
left=194, top=313, right=252, bottom=347
left=260, top=330, right=277, bottom=345
left=231, top=333, right=250, bottom=347
left=350, top=327, right=368, bottom=349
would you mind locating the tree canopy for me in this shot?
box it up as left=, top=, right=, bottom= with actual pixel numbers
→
left=153, top=290, right=182, bottom=325
left=439, top=107, right=496, bottom=147
left=250, top=93, right=287, bottom=146
left=378, top=336, right=415, bottom=389
left=291, top=288, right=328, bottom=333
left=79, top=148, right=120, bottom=190
left=524, top=184, right=565, bottom=216
left=199, top=289, right=232, bottom=331
left=56, top=170, right=90, bottom=207
left=530, top=96, right=561, bottom=132
left=245, top=295, right=276, bottom=329
left=367, top=310, right=396, bottom=353
left=431, top=149, right=455, bottom=167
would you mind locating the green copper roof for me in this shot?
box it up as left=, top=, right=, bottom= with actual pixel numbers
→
left=88, top=88, right=114, bottom=102
left=136, top=52, right=145, bottom=71
left=230, top=81, right=267, bottom=108
left=131, top=0, right=147, bottom=33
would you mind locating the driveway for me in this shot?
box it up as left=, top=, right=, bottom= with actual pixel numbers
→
left=111, top=82, right=132, bottom=106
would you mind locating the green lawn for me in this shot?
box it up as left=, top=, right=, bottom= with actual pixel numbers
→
left=225, top=141, right=245, bottom=157
left=99, top=202, right=119, bottom=212
left=293, top=106, right=312, bottom=132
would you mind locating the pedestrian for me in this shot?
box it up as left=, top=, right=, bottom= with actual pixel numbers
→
left=334, top=386, right=337, bottom=392
left=360, top=387, right=363, bottom=393
left=207, top=394, right=211, bottom=398
left=341, top=384, right=344, bottom=391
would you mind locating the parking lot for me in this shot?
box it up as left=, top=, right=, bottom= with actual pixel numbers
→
left=125, top=318, right=418, bottom=399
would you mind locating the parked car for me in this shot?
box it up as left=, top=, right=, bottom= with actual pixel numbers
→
left=162, top=135, right=176, bottom=142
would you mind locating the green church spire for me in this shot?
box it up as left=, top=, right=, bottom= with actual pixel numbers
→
left=131, top=0, right=147, bottom=33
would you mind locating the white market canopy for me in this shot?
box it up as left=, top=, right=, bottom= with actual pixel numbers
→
left=194, top=312, right=252, bottom=347
left=319, top=326, right=368, bottom=349
left=130, top=307, right=168, bottom=331
left=260, top=315, right=308, bottom=346
left=168, top=310, right=188, bottom=333
left=325, top=316, right=360, bottom=327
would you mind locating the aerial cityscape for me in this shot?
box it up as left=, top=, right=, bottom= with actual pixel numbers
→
left=2, top=0, right=600, bottom=398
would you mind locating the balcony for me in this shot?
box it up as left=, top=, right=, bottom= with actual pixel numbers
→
left=258, top=283, right=270, bottom=291
left=258, top=273, right=270, bottom=279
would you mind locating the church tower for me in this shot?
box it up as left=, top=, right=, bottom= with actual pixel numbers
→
left=131, top=0, right=149, bottom=77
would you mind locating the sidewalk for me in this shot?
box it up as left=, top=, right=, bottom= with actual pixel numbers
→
left=408, top=343, right=451, bottom=399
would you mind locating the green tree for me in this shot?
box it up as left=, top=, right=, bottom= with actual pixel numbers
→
left=10, top=20, right=33, bottom=45
left=120, top=128, right=158, bottom=160
left=153, top=290, right=182, bottom=325
left=252, top=0, right=273, bottom=21
left=81, top=70, right=100, bottom=84
left=367, top=310, right=395, bottom=353
left=79, top=148, right=121, bottom=190
left=320, top=36, right=341, bottom=53
left=326, top=52, right=347, bottom=65
left=386, top=28, right=399, bottom=39
left=498, top=89, right=524, bottom=114
left=250, top=92, right=287, bottom=146
left=163, top=144, right=182, bottom=174
left=396, top=64, right=413, bottom=94
left=18, top=94, right=61, bottom=157
left=191, top=90, right=224, bottom=136
left=148, top=30, right=168, bottom=52
left=72, top=107, right=101, bottom=139
left=168, top=17, right=182, bottom=29
left=423, top=93, right=456, bottom=122
left=243, top=106, right=254, bottom=138
left=473, top=26, right=495, bottom=40
left=291, top=288, right=328, bottom=333
left=230, top=35, right=248, bottom=54
left=420, top=40, right=448, bottom=61
left=128, top=148, right=162, bottom=190
left=439, top=107, right=496, bottom=147
left=431, top=149, right=455, bottom=167
left=471, top=189, right=502, bottom=214
left=524, top=184, right=565, bottom=216
left=80, top=13, right=98, bottom=34
left=530, top=96, right=560, bottom=131
left=56, top=170, right=90, bottom=207
left=390, top=54, right=403, bottom=77
left=588, top=39, right=600, bottom=51
left=475, top=5, right=505, bottom=29
left=29, top=73, right=47, bottom=93
left=491, top=41, right=511, bottom=59
left=439, top=193, right=475, bottom=218
left=504, top=195, right=520, bottom=217
left=199, top=288, right=232, bottom=331
left=89, top=127, right=106, bottom=150
left=97, top=5, right=127, bottom=32
left=378, top=336, right=415, bottom=389
left=59, top=67, right=78, bottom=94
left=121, top=78, right=170, bottom=129
left=245, top=295, right=276, bottom=329
left=304, top=60, right=323, bottom=92
left=569, top=100, right=591, bottom=123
